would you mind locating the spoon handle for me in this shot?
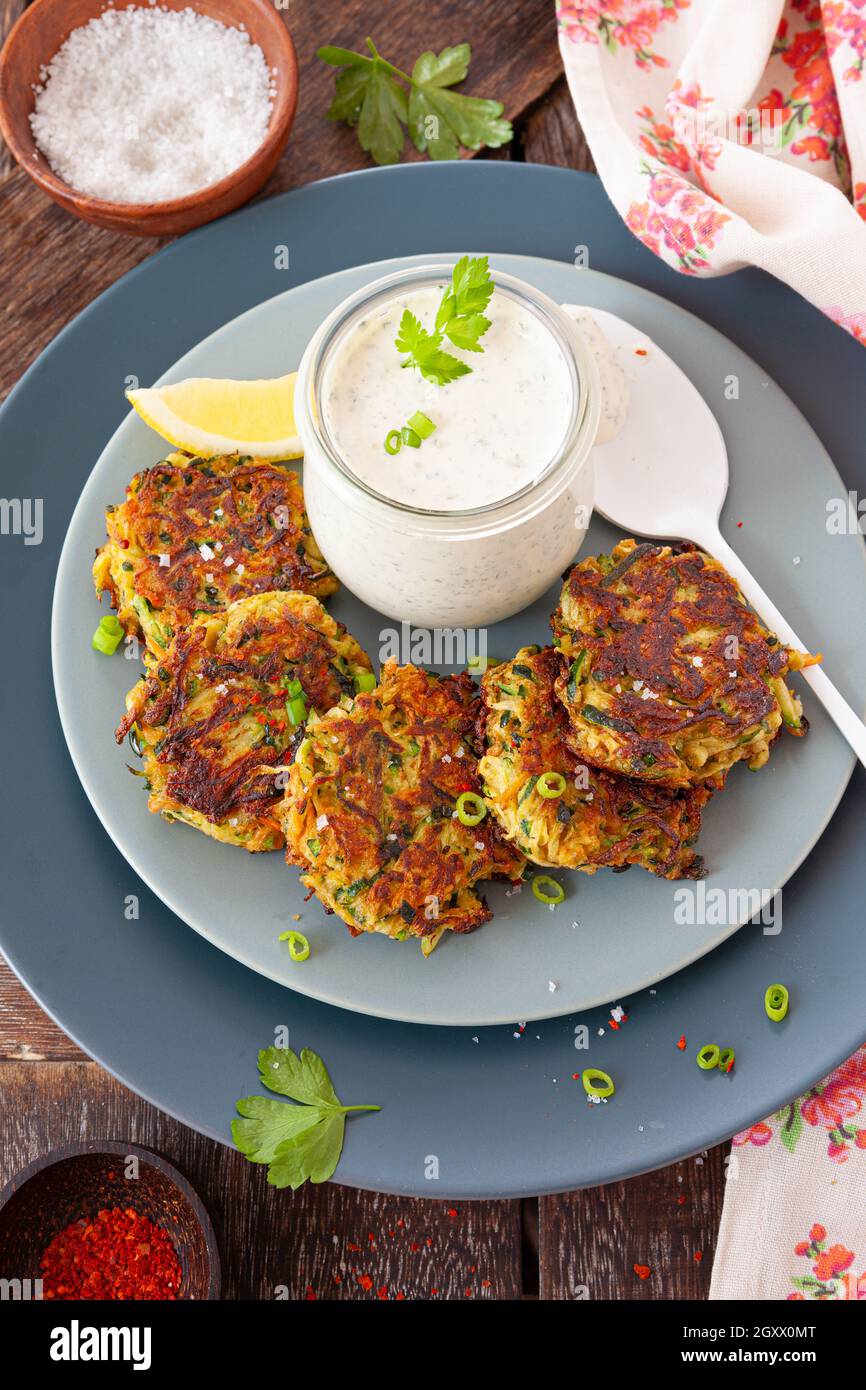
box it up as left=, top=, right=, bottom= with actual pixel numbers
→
left=694, top=527, right=866, bottom=771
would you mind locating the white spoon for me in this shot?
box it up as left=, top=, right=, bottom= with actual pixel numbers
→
left=564, top=305, right=866, bottom=770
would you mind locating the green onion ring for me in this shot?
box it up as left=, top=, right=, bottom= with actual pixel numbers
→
left=279, top=929, right=310, bottom=962
left=455, top=791, right=486, bottom=826
left=353, top=670, right=376, bottom=694
left=532, top=874, right=565, bottom=905
left=537, top=771, right=567, bottom=800
left=384, top=430, right=403, bottom=455
left=92, top=615, right=124, bottom=655
left=765, top=983, right=789, bottom=1022
left=286, top=695, right=308, bottom=726
left=718, top=1047, right=736, bottom=1072
left=407, top=410, right=436, bottom=439
left=401, top=426, right=422, bottom=449
left=581, top=1068, right=615, bottom=1099
left=696, top=1044, right=721, bottom=1070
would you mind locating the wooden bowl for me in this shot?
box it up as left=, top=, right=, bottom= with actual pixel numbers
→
left=0, top=1141, right=221, bottom=1299
left=0, top=0, right=298, bottom=236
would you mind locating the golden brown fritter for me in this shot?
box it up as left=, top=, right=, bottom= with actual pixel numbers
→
left=551, top=539, right=818, bottom=788
left=479, top=646, right=709, bottom=879
left=94, top=451, right=336, bottom=656
left=279, top=661, right=525, bottom=953
left=116, top=592, right=372, bottom=851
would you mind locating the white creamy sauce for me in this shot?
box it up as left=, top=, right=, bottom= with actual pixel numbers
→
left=320, top=285, right=574, bottom=511
left=560, top=305, right=630, bottom=444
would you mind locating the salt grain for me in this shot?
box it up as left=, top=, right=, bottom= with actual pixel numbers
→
left=30, top=7, right=275, bottom=204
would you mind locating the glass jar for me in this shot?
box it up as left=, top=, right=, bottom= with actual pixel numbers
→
left=295, top=264, right=600, bottom=629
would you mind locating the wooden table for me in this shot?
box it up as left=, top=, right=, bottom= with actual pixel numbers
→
left=0, top=0, right=728, bottom=1299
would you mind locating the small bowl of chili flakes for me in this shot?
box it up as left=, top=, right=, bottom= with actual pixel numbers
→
left=0, top=1140, right=220, bottom=1300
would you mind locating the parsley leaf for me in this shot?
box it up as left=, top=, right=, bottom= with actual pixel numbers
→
left=394, top=257, right=494, bottom=384
left=232, top=1046, right=380, bottom=1190
left=318, top=38, right=512, bottom=166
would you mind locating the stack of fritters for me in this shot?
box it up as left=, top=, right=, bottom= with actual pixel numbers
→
left=551, top=539, right=816, bottom=789
left=117, top=592, right=372, bottom=851
left=479, top=647, right=709, bottom=879
left=94, top=451, right=336, bottom=655
left=279, top=661, right=525, bottom=954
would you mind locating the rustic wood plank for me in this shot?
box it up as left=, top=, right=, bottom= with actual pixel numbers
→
left=0, top=960, right=85, bottom=1060
left=0, top=3, right=26, bottom=180
left=0, top=0, right=565, bottom=401
left=0, top=1060, right=523, bottom=1299
left=520, top=76, right=596, bottom=173
left=539, top=1146, right=729, bottom=1300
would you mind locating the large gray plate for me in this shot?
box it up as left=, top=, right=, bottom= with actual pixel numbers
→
left=52, top=251, right=864, bottom=1026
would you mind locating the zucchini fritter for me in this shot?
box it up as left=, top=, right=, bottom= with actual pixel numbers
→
left=552, top=540, right=818, bottom=788
left=280, top=661, right=525, bottom=954
left=479, top=647, right=709, bottom=879
left=94, top=452, right=336, bottom=656
left=116, top=592, right=372, bottom=851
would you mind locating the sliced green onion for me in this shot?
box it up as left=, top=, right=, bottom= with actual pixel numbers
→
left=401, top=426, right=422, bottom=449
left=581, top=1067, right=615, bottom=1099
left=455, top=791, right=486, bottom=826
left=279, top=929, right=310, bottom=962
left=696, top=1044, right=720, bottom=1070
left=353, top=671, right=376, bottom=694
left=765, top=983, right=789, bottom=1022
left=537, top=771, right=567, bottom=800
left=127, top=726, right=144, bottom=758
left=384, top=430, right=403, bottom=455
left=718, top=1047, right=736, bottom=1072
left=286, top=695, right=308, bottom=726
left=407, top=410, right=436, bottom=439
left=532, top=874, right=564, bottom=905
left=92, top=614, right=124, bottom=655
left=285, top=677, right=304, bottom=698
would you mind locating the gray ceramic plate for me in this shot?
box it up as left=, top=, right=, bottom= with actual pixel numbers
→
left=3, top=165, right=865, bottom=1195
left=52, top=252, right=864, bottom=1026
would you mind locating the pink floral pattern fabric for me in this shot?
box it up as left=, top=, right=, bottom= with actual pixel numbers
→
left=557, top=0, right=866, bottom=345
left=710, top=1047, right=866, bottom=1300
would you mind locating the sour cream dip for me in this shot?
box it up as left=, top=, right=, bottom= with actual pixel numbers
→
left=320, top=285, right=574, bottom=511
left=295, top=264, right=603, bottom=629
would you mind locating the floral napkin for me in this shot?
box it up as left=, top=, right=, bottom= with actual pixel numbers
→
left=556, top=0, right=866, bottom=345
left=709, top=1045, right=866, bottom=1299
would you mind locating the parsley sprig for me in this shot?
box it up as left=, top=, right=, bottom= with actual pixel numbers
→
left=395, top=255, right=494, bottom=386
left=318, top=39, right=512, bottom=166
left=233, top=1046, right=380, bottom=1189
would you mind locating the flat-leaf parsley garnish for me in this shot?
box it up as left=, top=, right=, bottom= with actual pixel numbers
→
left=395, top=255, right=494, bottom=386
left=233, top=1046, right=380, bottom=1189
left=317, top=39, right=512, bottom=166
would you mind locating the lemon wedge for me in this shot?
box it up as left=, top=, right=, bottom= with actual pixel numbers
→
left=126, top=374, right=303, bottom=460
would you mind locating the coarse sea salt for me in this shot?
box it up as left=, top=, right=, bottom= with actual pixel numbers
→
left=29, top=6, right=275, bottom=204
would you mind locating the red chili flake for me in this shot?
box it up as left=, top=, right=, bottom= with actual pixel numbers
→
left=737, top=521, right=743, bottom=528
left=481, top=1279, right=491, bottom=1289
left=609, top=1019, right=620, bottom=1031
left=633, top=1263, right=652, bottom=1280
left=305, top=1285, right=317, bottom=1301
left=396, top=1219, right=405, bottom=1228
left=425, top=1238, right=433, bottom=1247
left=119, top=538, right=130, bottom=549
left=677, top=1195, right=687, bottom=1206
left=572, top=1072, right=581, bottom=1080
left=395, top=1291, right=405, bottom=1300
left=447, top=1208, right=458, bottom=1218
left=250, top=692, right=262, bottom=705
left=40, top=1207, right=181, bottom=1301
left=431, top=1286, right=439, bottom=1295
left=410, top=1242, right=420, bottom=1253
left=694, top=1251, right=703, bottom=1263
left=634, top=348, right=648, bottom=356
left=726, top=1058, right=735, bottom=1073
left=333, top=1274, right=342, bottom=1285
left=347, top=1241, right=361, bottom=1252
left=376, top=1285, right=388, bottom=1300
left=676, top=1035, right=687, bottom=1051
left=357, top=1274, right=373, bottom=1291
